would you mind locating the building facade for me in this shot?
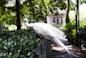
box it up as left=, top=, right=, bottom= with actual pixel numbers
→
left=46, top=9, right=66, bottom=29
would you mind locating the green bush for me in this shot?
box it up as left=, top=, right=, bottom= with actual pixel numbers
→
left=64, top=20, right=86, bottom=39
left=0, top=29, right=39, bottom=58
left=64, top=20, right=76, bottom=39
left=64, top=20, right=86, bottom=47
left=79, top=26, right=86, bottom=47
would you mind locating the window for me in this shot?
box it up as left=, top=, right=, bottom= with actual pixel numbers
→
left=53, top=19, right=55, bottom=23
left=60, top=17, right=63, bottom=23
left=56, top=18, right=59, bottom=24
left=52, top=16, right=63, bottom=24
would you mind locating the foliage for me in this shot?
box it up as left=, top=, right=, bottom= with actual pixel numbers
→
left=80, top=0, right=86, bottom=4
left=20, top=0, right=67, bottom=22
left=0, top=0, right=6, bottom=7
left=0, top=0, right=16, bottom=25
left=79, top=26, right=86, bottom=47
left=70, top=1, right=76, bottom=10
left=0, top=29, right=39, bottom=58
left=64, top=20, right=76, bottom=39
left=65, top=19, right=86, bottom=37
left=69, top=0, right=86, bottom=10
left=0, top=0, right=67, bottom=25
left=0, top=8, right=16, bottom=24
left=64, top=20, right=86, bottom=47
left=1, top=0, right=86, bottom=25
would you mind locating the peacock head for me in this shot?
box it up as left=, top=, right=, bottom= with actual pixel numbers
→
left=23, top=17, right=30, bottom=26
left=23, top=17, right=33, bottom=28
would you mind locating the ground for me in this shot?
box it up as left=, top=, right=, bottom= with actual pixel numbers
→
left=48, top=44, right=86, bottom=58
left=31, top=40, right=86, bottom=58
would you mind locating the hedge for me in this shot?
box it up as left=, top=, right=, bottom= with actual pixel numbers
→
left=0, top=29, right=39, bottom=58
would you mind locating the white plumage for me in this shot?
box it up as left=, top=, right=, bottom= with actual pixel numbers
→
left=23, top=18, right=78, bottom=57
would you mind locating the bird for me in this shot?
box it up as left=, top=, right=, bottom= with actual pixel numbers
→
left=23, top=17, right=78, bottom=57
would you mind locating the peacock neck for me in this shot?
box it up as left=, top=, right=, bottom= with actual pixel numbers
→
left=26, top=23, right=33, bottom=27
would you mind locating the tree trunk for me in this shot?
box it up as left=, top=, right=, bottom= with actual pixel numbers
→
left=75, top=0, right=81, bottom=48
left=16, top=0, right=21, bottom=30
left=65, top=0, right=70, bottom=23
left=76, top=0, right=79, bottom=36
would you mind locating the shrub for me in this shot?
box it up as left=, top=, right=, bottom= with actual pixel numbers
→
left=64, top=20, right=86, bottom=47
left=0, top=29, right=39, bottom=58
